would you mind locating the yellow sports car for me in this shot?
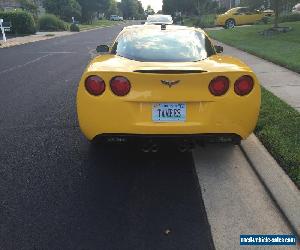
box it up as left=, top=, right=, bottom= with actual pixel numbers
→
left=215, top=7, right=273, bottom=29
left=77, top=25, right=261, bottom=145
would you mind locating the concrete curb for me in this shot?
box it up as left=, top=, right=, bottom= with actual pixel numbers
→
left=241, top=134, right=300, bottom=237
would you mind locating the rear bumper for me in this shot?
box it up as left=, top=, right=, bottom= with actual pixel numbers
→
left=77, top=99, right=260, bottom=141
left=93, top=133, right=242, bottom=144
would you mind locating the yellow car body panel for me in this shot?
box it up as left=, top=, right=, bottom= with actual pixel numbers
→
left=77, top=60, right=260, bottom=140
left=77, top=25, right=261, bottom=141
left=215, top=7, right=269, bottom=27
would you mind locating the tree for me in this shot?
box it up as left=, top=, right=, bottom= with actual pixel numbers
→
left=43, top=0, right=81, bottom=21
left=18, top=0, right=38, bottom=19
left=120, top=0, right=144, bottom=19
left=240, top=0, right=266, bottom=9
left=241, top=0, right=298, bottom=27
left=105, top=0, right=118, bottom=17
left=162, top=0, right=210, bottom=15
left=77, top=0, right=99, bottom=22
left=78, top=0, right=110, bottom=23
left=136, top=1, right=145, bottom=19
left=271, top=0, right=298, bottom=27
left=145, top=5, right=155, bottom=15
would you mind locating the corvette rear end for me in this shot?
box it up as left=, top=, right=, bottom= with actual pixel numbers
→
left=77, top=25, right=261, bottom=143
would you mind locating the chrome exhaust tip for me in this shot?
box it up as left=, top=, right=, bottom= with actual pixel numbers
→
left=141, top=141, right=159, bottom=153
left=178, top=140, right=195, bottom=152
left=151, top=144, right=159, bottom=153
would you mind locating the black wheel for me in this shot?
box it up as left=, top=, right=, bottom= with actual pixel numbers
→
left=225, top=19, right=236, bottom=29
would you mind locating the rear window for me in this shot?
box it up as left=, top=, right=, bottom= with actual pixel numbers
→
left=112, top=29, right=215, bottom=62
left=147, top=15, right=172, bottom=23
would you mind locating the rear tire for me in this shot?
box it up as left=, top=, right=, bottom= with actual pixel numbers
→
left=225, top=19, right=236, bottom=29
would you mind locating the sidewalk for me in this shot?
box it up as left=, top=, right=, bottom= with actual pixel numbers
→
left=0, top=22, right=131, bottom=49
left=0, top=31, right=77, bottom=48
left=213, top=40, right=300, bottom=112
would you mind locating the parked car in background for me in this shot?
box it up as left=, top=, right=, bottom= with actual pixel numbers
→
left=110, top=15, right=123, bottom=21
left=292, top=3, right=300, bottom=13
left=215, top=7, right=273, bottom=29
left=145, top=15, right=173, bottom=25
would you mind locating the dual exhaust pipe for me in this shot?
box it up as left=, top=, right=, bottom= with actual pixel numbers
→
left=141, top=142, right=159, bottom=153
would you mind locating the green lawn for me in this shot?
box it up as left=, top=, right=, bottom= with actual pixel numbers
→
left=207, top=21, right=300, bottom=73
left=77, top=19, right=122, bottom=30
left=255, top=88, right=300, bottom=188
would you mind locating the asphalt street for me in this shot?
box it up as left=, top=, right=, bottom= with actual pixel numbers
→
left=0, top=24, right=215, bottom=250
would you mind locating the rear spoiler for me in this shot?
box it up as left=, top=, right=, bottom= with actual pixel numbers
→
left=133, top=70, right=207, bottom=74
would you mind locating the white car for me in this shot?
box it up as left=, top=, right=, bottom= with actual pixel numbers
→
left=145, top=15, right=173, bottom=25
left=110, top=15, right=122, bottom=21
left=292, top=3, right=300, bottom=13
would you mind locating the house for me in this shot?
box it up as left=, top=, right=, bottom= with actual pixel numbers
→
left=214, top=0, right=241, bottom=9
left=0, top=0, right=45, bottom=15
left=0, top=0, right=21, bottom=10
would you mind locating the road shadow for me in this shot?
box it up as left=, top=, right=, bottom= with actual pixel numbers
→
left=76, top=141, right=215, bottom=250
left=0, top=129, right=215, bottom=250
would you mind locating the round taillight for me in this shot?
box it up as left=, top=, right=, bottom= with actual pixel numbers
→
left=110, top=76, right=131, bottom=96
left=234, top=75, right=254, bottom=96
left=85, top=76, right=105, bottom=96
left=209, top=76, right=229, bottom=96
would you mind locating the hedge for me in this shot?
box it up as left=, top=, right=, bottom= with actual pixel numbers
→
left=279, top=13, right=300, bottom=23
left=0, top=10, right=36, bottom=34
left=38, top=14, right=67, bottom=31
left=191, top=14, right=216, bottom=28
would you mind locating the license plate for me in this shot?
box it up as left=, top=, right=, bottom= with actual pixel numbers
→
left=152, top=103, right=186, bottom=122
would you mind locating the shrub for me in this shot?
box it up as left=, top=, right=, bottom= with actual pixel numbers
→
left=193, top=14, right=216, bottom=28
left=254, top=16, right=272, bottom=25
left=216, top=6, right=227, bottom=14
left=70, top=23, right=80, bottom=32
left=38, top=14, right=67, bottom=31
left=279, top=13, right=300, bottom=23
left=0, top=10, right=36, bottom=34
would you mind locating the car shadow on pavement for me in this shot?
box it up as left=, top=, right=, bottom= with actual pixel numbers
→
left=77, top=141, right=215, bottom=250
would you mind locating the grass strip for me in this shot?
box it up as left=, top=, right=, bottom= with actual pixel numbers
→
left=78, top=20, right=122, bottom=30
left=255, top=88, right=300, bottom=188
left=207, top=21, right=300, bottom=73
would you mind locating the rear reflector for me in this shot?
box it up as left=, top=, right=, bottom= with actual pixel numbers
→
left=110, top=76, right=131, bottom=96
left=85, top=76, right=105, bottom=96
left=234, top=75, right=254, bottom=96
left=209, top=76, right=229, bottom=96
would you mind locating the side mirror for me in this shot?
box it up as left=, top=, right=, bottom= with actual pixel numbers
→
left=141, top=21, right=145, bottom=24
left=215, top=45, right=223, bottom=53
left=96, top=45, right=110, bottom=53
